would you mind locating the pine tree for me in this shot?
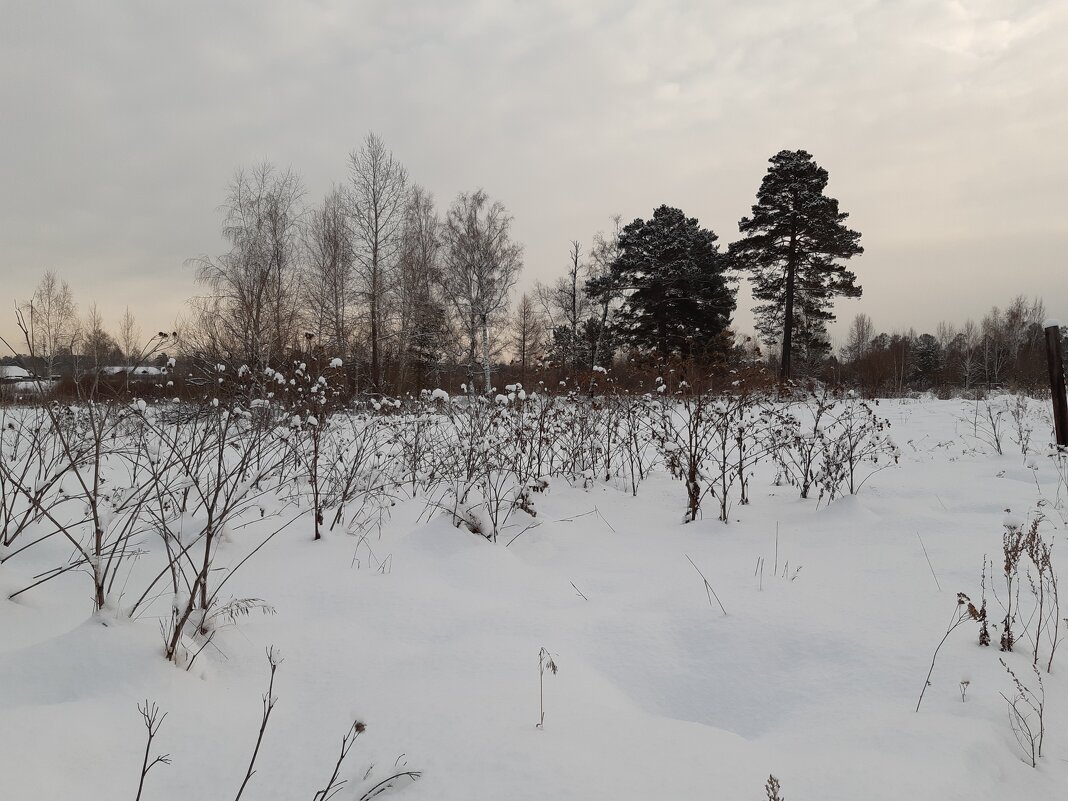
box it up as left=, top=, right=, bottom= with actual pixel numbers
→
left=587, top=205, right=734, bottom=360
left=911, top=332, right=944, bottom=387
left=731, top=150, right=863, bottom=380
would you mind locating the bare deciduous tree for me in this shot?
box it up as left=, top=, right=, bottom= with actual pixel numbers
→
left=935, top=320, right=957, bottom=351
left=536, top=240, right=590, bottom=370
left=304, top=186, right=357, bottom=359
left=396, top=185, right=446, bottom=390
left=119, top=307, right=141, bottom=366
left=842, top=312, right=874, bottom=362
left=81, top=303, right=118, bottom=369
left=954, top=319, right=981, bottom=389
left=511, top=292, right=544, bottom=384
left=191, top=162, right=306, bottom=368
left=349, top=132, right=409, bottom=391
left=586, top=215, right=623, bottom=370
left=441, top=189, right=523, bottom=394
left=22, top=270, right=77, bottom=378
left=980, top=296, right=1045, bottom=386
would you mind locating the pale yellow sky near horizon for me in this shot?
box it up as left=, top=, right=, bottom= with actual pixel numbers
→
left=2, top=0, right=1066, bottom=354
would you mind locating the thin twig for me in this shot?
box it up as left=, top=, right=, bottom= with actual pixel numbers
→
left=313, top=720, right=367, bottom=801
left=357, top=771, right=422, bottom=801
left=916, top=595, right=971, bottom=712
left=135, top=701, right=170, bottom=801
left=234, top=646, right=280, bottom=801
left=917, top=532, right=942, bottom=592
left=685, top=554, right=727, bottom=616
left=774, top=522, right=779, bottom=577
left=504, top=519, right=541, bottom=547
left=594, top=506, right=616, bottom=532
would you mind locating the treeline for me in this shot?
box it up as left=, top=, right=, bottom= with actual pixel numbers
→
left=2, top=270, right=158, bottom=380
left=8, top=142, right=865, bottom=396
left=181, top=135, right=744, bottom=395
left=5, top=139, right=1063, bottom=399
left=186, top=133, right=523, bottom=396
left=837, top=296, right=1063, bottom=395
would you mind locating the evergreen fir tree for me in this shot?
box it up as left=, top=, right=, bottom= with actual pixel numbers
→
left=587, top=205, right=734, bottom=360
left=546, top=324, right=583, bottom=369
left=546, top=317, right=620, bottom=370
left=580, top=316, right=617, bottom=369
left=911, top=332, right=944, bottom=387
left=731, top=150, right=863, bottom=380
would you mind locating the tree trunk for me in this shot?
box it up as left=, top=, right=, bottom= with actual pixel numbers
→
left=370, top=261, right=380, bottom=392
left=591, top=294, right=611, bottom=372
left=482, top=313, right=491, bottom=394
left=781, top=229, right=797, bottom=382
left=570, top=245, right=580, bottom=371
left=1046, top=325, right=1068, bottom=447
left=468, top=323, right=478, bottom=394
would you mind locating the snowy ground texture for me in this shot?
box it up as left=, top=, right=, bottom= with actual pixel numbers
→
left=3, top=394, right=1068, bottom=800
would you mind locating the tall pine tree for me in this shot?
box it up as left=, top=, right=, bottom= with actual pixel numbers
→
left=587, top=205, right=734, bottom=360
left=731, top=150, right=863, bottom=380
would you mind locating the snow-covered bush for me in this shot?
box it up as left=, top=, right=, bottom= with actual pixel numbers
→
left=813, top=393, right=898, bottom=504
left=655, top=381, right=777, bottom=523
left=771, top=386, right=837, bottom=499
left=961, top=394, right=1007, bottom=455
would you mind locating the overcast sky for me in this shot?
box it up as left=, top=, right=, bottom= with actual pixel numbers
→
left=2, top=0, right=1066, bottom=353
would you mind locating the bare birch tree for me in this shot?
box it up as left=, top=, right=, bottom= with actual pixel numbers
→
left=586, top=216, right=623, bottom=370
left=441, top=189, right=523, bottom=394
left=955, top=319, right=981, bottom=389
left=118, top=307, right=141, bottom=366
left=191, top=162, right=306, bottom=368
left=304, top=186, right=356, bottom=359
left=23, top=271, right=78, bottom=378
left=81, top=303, right=118, bottom=369
left=396, top=185, right=445, bottom=390
left=843, top=312, right=874, bottom=362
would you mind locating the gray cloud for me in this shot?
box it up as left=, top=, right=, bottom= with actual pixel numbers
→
left=2, top=0, right=1065, bottom=349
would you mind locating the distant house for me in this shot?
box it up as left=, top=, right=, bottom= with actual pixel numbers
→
left=0, top=365, right=34, bottom=382
left=0, top=365, right=50, bottom=396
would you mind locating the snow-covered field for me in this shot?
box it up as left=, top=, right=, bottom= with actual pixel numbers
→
left=2, top=393, right=1067, bottom=800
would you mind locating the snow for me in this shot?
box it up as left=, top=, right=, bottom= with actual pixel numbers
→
left=99, top=365, right=163, bottom=376
left=1002, top=511, right=1025, bottom=530
left=1, top=381, right=48, bottom=395
left=1, top=397, right=1067, bottom=800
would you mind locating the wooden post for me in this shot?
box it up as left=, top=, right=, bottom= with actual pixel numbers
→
left=1046, top=325, right=1068, bottom=449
